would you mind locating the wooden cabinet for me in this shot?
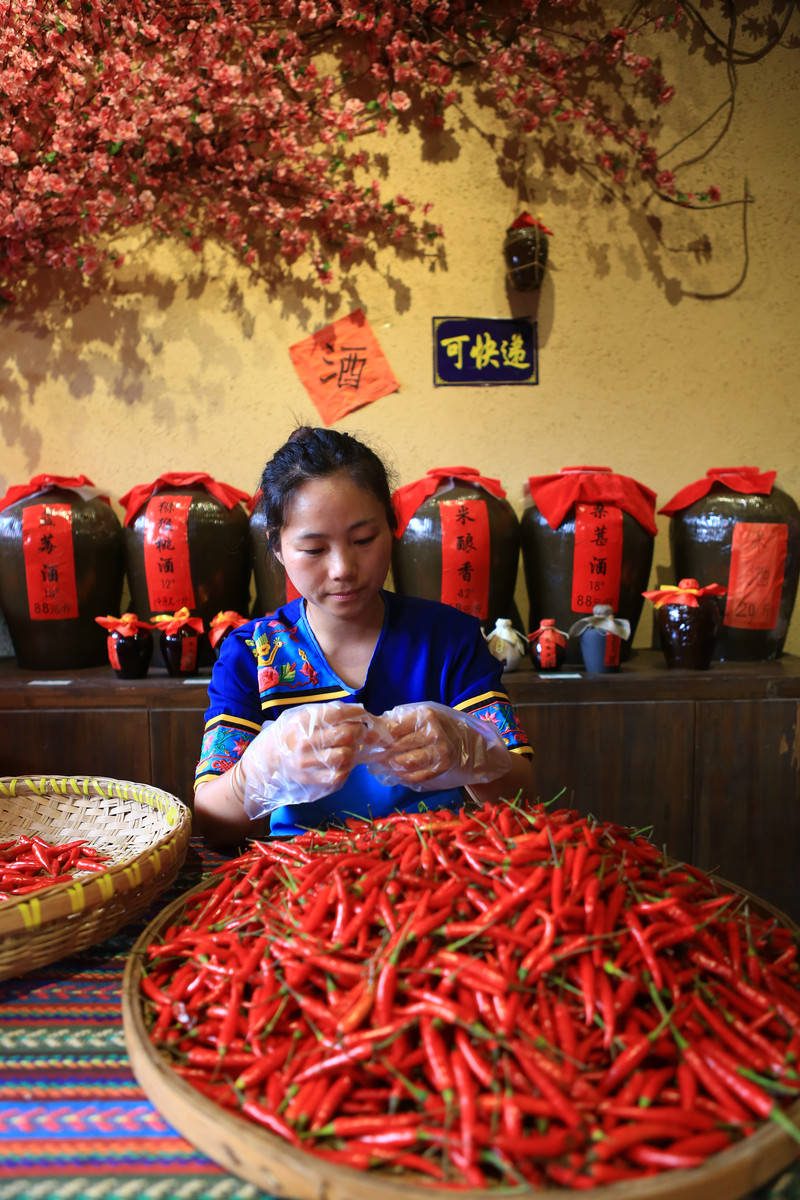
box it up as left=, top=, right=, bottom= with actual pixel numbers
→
left=0, top=663, right=207, bottom=811
left=504, top=655, right=800, bottom=922
left=0, top=653, right=798, bottom=920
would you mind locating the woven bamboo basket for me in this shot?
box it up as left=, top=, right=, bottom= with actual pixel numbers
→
left=0, top=774, right=191, bottom=982
left=123, top=876, right=800, bottom=1200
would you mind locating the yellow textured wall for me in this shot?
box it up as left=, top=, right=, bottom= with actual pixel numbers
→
left=2, top=17, right=799, bottom=654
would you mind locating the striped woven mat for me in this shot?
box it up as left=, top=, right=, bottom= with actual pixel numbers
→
left=0, top=842, right=275, bottom=1200
left=0, top=842, right=797, bottom=1200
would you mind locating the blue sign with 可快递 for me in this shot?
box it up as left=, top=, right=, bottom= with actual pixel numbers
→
left=432, top=316, right=538, bottom=387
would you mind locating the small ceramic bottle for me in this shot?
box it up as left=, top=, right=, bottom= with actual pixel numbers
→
left=568, top=605, right=631, bottom=674
left=483, top=617, right=529, bottom=671
left=95, top=613, right=154, bottom=679
left=153, top=607, right=205, bottom=676
left=528, top=618, right=569, bottom=671
left=208, top=610, right=249, bottom=660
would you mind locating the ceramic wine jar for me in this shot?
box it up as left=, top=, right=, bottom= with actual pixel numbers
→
left=249, top=501, right=298, bottom=615
left=391, top=467, right=521, bottom=632
left=660, top=467, right=800, bottom=661
left=520, top=467, right=657, bottom=665
left=0, top=475, right=124, bottom=669
left=644, top=579, right=726, bottom=670
left=119, top=473, right=252, bottom=667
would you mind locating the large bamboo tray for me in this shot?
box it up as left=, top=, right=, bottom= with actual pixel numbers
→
left=123, top=873, right=800, bottom=1200
left=0, top=774, right=191, bottom=982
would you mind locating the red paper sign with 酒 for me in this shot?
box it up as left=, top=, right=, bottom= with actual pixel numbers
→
left=143, top=494, right=196, bottom=614
left=724, top=522, right=787, bottom=630
left=571, top=503, right=623, bottom=614
left=288, top=309, right=399, bottom=426
left=22, top=503, right=79, bottom=620
left=439, top=499, right=491, bottom=620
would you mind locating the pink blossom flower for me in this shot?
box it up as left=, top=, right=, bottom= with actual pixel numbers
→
left=0, top=147, right=20, bottom=166
left=708, top=185, right=721, bottom=202
left=656, top=169, right=676, bottom=193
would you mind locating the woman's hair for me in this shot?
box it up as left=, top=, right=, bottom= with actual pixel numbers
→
left=259, top=426, right=397, bottom=551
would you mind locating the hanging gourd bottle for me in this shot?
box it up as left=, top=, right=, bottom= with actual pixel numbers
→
left=0, top=474, right=124, bottom=669
left=660, top=467, right=800, bottom=661
left=391, top=467, right=521, bottom=632
left=119, top=472, right=252, bottom=667
left=520, top=466, right=657, bottom=664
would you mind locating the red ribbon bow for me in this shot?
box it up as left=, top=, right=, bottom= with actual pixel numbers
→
left=392, top=467, right=507, bottom=537
left=642, top=579, right=727, bottom=608
left=0, top=474, right=110, bottom=513
left=526, top=466, right=658, bottom=535
left=94, top=612, right=155, bottom=635
left=208, top=610, right=248, bottom=648
left=659, top=467, right=777, bottom=516
left=151, top=607, right=205, bottom=636
left=118, top=472, right=251, bottom=526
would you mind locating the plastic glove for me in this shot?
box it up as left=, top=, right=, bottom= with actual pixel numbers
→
left=238, top=701, right=389, bottom=819
left=365, top=701, right=510, bottom=792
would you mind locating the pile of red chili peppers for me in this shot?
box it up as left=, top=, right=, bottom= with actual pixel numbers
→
left=141, top=799, right=800, bottom=1189
left=0, top=835, right=109, bottom=900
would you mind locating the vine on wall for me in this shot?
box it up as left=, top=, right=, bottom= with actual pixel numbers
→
left=0, top=1, right=795, bottom=302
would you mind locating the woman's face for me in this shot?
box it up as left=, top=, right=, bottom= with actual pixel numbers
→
left=276, top=472, right=393, bottom=626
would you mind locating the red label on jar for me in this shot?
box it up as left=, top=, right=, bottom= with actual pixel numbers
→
left=107, top=635, right=121, bottom=671
left=724, top=522, right=787, bottom=630
left=536, top=629, right=559, bottom=669
left=180, top=635, right=198, bottom=673
left=604, top=633, right=621, bottom=667
left=439, top=499, right=491, bottom=619
left=143, top=494, right=196, bottom=614
left=571, top=503, right=623, bottom=614
left=22, top=503, right=80, bottom=621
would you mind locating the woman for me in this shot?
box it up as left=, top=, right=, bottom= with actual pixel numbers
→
left=193, top=426, right=534, bottom=848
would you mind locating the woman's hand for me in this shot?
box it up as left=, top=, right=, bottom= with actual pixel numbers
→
left=238, top=700, right=377, bottom=816
left=369, top=702, right=510, bottom=790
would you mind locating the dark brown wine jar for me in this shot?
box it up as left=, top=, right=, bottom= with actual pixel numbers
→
left=663, top=468, right=800, bottom=661
left=0, top=480, right=124, bottom=669
left=121, top=480, right=252, bottom=668
left=391, top=469, right=521, bottom=632
left=656, top=587, right=721, bottom=671
left=249, top=501, right=296, bottom=616
left=520, top=467, right=656, bottom=665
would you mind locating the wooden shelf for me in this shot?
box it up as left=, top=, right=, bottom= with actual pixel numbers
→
left=1, top=652, right=798, bottom=922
